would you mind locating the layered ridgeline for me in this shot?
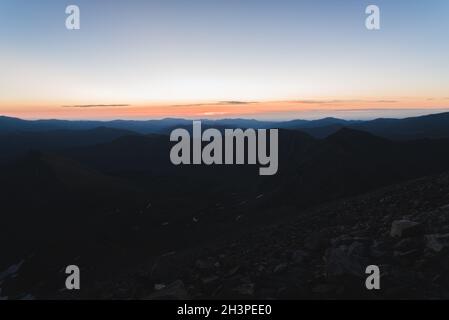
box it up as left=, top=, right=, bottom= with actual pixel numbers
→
left=3, top=111, right=449, bottom=138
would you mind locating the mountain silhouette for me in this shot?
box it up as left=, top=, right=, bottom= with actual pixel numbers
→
left=3, top=111, right=449, bottom=140
left=3, top=113, right=449, bottom=298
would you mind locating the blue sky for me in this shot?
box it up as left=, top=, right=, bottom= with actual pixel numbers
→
left=0, top=0, right=448, bottom=119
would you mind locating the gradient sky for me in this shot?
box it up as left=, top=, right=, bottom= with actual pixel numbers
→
left=1, top=0, right=449, bottom=120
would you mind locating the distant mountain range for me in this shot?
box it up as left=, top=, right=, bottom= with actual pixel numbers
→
left=3, top=111, right=449, bottom=140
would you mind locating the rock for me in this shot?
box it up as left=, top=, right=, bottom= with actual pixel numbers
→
left=331, top=235, right=371, bottom=247
left=257, top=265, right=265, bottom=272
left=225, top=266, right=240, bottom=277
left=145, top=280, right=189, bottom=300
left=394, top=249, right=421, bottom=259
left=291, top=250, right=308, bottom=264
left=325, top=242, right=367, bottom=277
left=232, top=283, right=255, bottom=296
left=201, top=275, right=220, bottom=285
left=0, top=260, right=24, bottom=282
left=425, top=233, right=449, bottom=252
left=394, top=238, right=415, bottom=251
left=347, top=241, right=368, bottom=256
left=304, top=230, right=329, bottom=251
left=195, top=259, right=215, bottom=270
left=0, top=288, right=7, bottom=300
left=390, top=220, right=423, bottom=238
left=154, top=283, right=166, bottom=290
left=273, top=263, right=288, bottom=274
left=150, top=257, right=179, bottom=280
left=371, top=240, right=387, bottom=258
left=312, top=284, right=336, bottom=294
left=212, top=284, right=223, bottom=297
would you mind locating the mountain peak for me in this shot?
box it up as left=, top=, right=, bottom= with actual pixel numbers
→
left=327, top=127, right=389, bottom=144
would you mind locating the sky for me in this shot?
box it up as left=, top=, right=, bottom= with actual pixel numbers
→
left=0, top=0, right=449, bottom=120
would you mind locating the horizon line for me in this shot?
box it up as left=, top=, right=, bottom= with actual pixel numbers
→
left=2, top=108, right=449, bottom=123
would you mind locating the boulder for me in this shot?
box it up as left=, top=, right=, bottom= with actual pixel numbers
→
left=390, top=220, right=423, bottom=238
left=232, top=283, right=255, bottom=296
left=145, top=280, right=189, bottom=300
left=394, top=238, right=411, bottom=249
left=304, top=230, right=329, bottom=251
left=195, top=259, right=215, bottom=270
left=201, top=275, right=219, bottom=285
left=425, top=233, right=449, bottom=252
left=291, top=250, right=308, bottom=264
left=273, top=263, right=288, bottom=274
left=393, top=249, right=421, bottom=259
left=325, top=242, right=367, bottom=277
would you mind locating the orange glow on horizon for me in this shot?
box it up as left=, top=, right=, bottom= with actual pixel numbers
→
left=1, top=97, right=449, bottom=120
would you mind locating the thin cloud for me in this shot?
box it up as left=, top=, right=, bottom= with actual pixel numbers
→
left=287, top=99, right=398, bottom=104
left=287, top=100, right=325, bottom=104
left=62, top=104, right=130, bottom=108
left=219, top=101, right=255, bottom=105
left=333, top=108, right=440, bottom=112
left=170, top=101, right=256, bottom=107
left=201, top=111, right=229, bottom=116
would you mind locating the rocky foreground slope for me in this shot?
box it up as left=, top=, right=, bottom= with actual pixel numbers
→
left=86, top=171, right=449, bottom=300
